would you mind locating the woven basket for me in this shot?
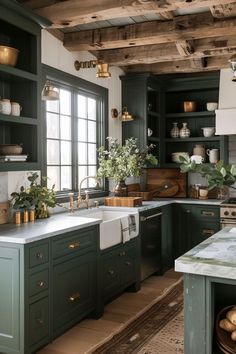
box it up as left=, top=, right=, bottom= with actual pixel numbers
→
left=216, top=305, right=236, bottom=354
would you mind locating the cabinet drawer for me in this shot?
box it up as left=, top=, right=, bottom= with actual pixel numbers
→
left=192, top=221, right=220, bottom=247
left=29, top=269, right=49, bottom=297
left=52, top=228, right=96, bottom=260
left=191, top=206, right=220, bottom=219
left=29, top=242, right=49, bottom=268
left=29, top=297, right=49, bottom=346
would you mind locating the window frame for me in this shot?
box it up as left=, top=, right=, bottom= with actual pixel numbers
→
left=41, top=64, right=109, bottom=201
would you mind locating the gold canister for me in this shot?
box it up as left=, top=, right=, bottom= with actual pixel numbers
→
left=29, top=209, right=35, bottom=222
left=23, top=210, right=29, bottom=223
left=182, top=101, right=197, bottom=112
left=15, top=211, right=21, bottom=224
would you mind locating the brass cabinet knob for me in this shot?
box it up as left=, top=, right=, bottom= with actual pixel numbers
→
left=37, top=280, right=45, bottom=288
left=108, top=269, right=114, bottom=275
left=125, top=261, right=131, bottom=266
left=36, top=252, right=44, bottom=259
left=36, top=318, right=44, bottom=325
left=68, top=292, right=80, bottom=302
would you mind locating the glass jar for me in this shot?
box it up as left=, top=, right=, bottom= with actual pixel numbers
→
left=170, top=122, right=179, bottom=138
left=179, top=122, right=190, bottom=138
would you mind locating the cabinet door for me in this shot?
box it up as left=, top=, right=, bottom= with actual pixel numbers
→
left=161, top=205, right=173, bottom=272
left=120, top=245, right=138, bottom=286
left=100, top=250, right=120, bottom=301
left=53, top=252, right=96, bottom=337
left=191, top=220, right=220, bottom=248
left=174, top=204, right=192, bottom=259
left=0, top=247, right=23, bottom=354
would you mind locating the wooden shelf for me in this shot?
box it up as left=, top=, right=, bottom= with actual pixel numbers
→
left=165, top=111, right=215, bottom=118
left=147, top=111, right=160, bottom=118
left=0, top=64, right=37, bottom=82
left=0, top=162, right=40, bottom=172
left=148, top=136, right=160, bottom=143
left=165, top=136, right=220, bottom=143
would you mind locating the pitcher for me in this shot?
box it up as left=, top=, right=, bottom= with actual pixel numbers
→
left=207, top=149, right=219, bottom=163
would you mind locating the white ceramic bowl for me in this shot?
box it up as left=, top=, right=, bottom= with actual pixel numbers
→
left=206, top=102, right=218, bottom=111
left=171, top=152, right=189, bottom=163
left=202, top=127, right=215, bottom=137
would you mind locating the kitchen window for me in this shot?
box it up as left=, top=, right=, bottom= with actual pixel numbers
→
left=42, top=65, right=108, bottom=196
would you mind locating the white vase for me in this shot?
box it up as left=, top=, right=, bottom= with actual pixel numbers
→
left=170, top=122, right=179, bottom=138
left=179, top=122, right=190, bottom=138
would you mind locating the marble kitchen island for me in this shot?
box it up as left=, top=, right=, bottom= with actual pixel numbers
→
left=175, top=227, right=236, bottom=354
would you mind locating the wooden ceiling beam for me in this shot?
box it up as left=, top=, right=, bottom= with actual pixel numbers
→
left=123, top=55, right=230, bottom=74
left=175, top=40, right=194, bottom=57
left=210, top=2, right=236, bottom=18
left=64, top=13, right=236, bottom=51
left=20, top=0, right=236, bottom=27
left=93, top=36, right=236, bottom=65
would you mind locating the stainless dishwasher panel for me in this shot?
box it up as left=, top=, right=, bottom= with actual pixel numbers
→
left=140, top=210, right=162, bottom=281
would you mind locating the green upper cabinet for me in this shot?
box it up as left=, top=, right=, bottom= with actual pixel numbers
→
left=120, top=73, right=162, bottom=164
left=0, top=1, right=46, bottom=171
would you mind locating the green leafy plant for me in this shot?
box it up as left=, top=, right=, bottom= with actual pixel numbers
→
left=11, top=172, right=56, bottom=218
left=179, top=156, right=236, bottom=190
left=97, top=137, right=158, bottom=182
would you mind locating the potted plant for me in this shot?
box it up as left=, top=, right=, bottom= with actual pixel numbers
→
left=97, top=137, right=158, bottom=196
left=179, top=156, right=236, bottom=199
left=11, top=172, right=56, bottom=218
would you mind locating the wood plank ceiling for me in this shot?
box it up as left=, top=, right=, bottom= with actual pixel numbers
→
left=18, top=0, right=236, bottom=75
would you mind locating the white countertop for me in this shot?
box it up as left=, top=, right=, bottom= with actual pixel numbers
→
left=175, top=227, right=236, bottom=280
left=0, top=213, right=102, bottom=244
left=0, top=198, right=222, bottom=245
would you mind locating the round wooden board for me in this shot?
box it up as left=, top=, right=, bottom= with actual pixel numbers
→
left=216, top=306, right=236, bottom=354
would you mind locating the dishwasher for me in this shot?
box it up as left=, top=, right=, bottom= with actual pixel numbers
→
left=139, top=208, right=162, bottom=281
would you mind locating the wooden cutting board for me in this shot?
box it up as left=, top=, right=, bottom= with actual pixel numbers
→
left=146, top=168, right=187, bottom=198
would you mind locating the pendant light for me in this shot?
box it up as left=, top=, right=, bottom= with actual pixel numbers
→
left=41, top=80, right=59, bottom=101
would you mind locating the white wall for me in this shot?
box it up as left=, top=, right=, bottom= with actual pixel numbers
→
left=42, top=30, right=123, bottom=141
left=0, top=30, right=124, bottom=202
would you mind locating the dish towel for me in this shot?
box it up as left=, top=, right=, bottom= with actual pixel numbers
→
left=120, top=216, right=130, bottom=243
left=128, top=214, right=137, bottom=238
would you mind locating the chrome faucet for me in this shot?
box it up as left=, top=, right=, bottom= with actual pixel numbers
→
left=77, top=176, right=100, bottom=209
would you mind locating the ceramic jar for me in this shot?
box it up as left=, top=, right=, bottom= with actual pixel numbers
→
left=11, top=102, right=21, bottom=116
left=170, top=122, right=179, bottom=138
left=179, top=122, right=190, bottom=138
left=193, top=144, right=206, bottom=162
left=0, top=99, right=11, bottom=115
left=207, top=148, right=219, bottom=164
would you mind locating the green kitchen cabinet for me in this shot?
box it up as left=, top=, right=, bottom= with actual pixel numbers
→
left=52, top=227, right=98, bottom=338
left=0, top=1, right=49, bottom=171
left=0, top=224, right=99, bottom=354
left=120, top=73, right=162, bottom=164
left=100, top=238, right=140, bottom=303
left=174, top=204, right=220, bottom=259
left=161, top=204, right=173, bottom=272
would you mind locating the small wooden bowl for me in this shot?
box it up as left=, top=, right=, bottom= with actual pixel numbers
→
left=216, top=305, right=236, bottom=353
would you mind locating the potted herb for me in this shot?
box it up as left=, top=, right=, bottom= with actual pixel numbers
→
left=97, top=137, right=158, bottom=196
left=11, top=172, right=56, bottom=218
left=179, top=156, right=236, bottom=199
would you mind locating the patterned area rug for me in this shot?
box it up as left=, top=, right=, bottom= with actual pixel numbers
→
left=93, top=279, right=184, bottom=354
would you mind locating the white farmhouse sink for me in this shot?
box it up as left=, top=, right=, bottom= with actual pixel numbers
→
left=71, top=209, right=139, bottom=250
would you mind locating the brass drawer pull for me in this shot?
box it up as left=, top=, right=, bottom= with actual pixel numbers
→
left=108, top=269, right=114, bottom=275
left=202, top=229, right=215, bottom=236
left=37, top=281, right=45, bottom=288
left=68, top=292, right=80, bottom=302
left=36, top=252, right=44, bottom=259
left=36, top=318, right=44, bottom=325
left=125, top=261, right=131, bottom=266
left=202, top=211, right=215, bottom=217
left=68, top=241, right=80, bottom=249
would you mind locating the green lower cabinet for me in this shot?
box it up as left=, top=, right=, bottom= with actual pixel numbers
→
left=100, top=239, right=140, bottom=303
left=161, top=204, right=173, bottom=272
left=0, top=245, right=24, bottom=354
left=52, top=252, right=96, bottom=338
left=174, top=204, right=220, bottom=259
left=28, top=297, right=50, bottom=348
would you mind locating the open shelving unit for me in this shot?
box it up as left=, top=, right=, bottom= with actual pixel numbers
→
left=0, top=5, right=42, bottom=171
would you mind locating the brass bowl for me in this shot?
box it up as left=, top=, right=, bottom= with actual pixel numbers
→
left=0, top=46, right=19, bottom=67
left=182, top=101, right=197, bottom=112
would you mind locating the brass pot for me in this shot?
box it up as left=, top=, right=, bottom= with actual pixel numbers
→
left=182, top=101, right=197, bottom=112
left=0, top=46, right=19, bottom=67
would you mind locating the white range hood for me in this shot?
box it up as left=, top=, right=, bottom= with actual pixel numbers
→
left=216, top=108, right=236, bottom=135
left=216, top=69, right=236, bottom=135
